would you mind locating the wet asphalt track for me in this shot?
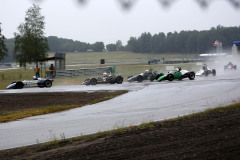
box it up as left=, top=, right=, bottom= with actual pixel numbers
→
left=0, top=69, right=240, bottom=150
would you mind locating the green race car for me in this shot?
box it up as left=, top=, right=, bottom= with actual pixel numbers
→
left=157, top=67, right=195, bottom=82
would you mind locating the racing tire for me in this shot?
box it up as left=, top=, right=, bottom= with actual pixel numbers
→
left=136, top=75, right=144, bottom=82
left=90, top=78, right=97, bottom=85
left=109, top=79, right=116, bottom=84
left=188, top=72, right=195, bottom=80
left=204, top=71, right=209, bottom=76
left=212, top=69, right=216, bottom=76
left=16, top=81, right=24, bottom=89
left=44, top=80, right=52, bottom=88
left=116, top=76, right=123, bottom=84
left=234, top=65, right=237, bottom=70
left=167, top=74, right=174, bottom=81
left=155, top=73, right=164, bottom=80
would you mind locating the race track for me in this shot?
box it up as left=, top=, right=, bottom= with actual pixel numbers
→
left=0, top=69, right=240, bottom=150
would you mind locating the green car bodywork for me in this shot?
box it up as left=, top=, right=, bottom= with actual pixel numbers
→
left=157, top=68, right=195, bottom=82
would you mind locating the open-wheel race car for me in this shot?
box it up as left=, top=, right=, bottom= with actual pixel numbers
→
left=224, top=62, right=237, bottom=70
left=127, top=69, right=163, bottom=82
left=157, top=67, right=195, bottom=82
left=7, top=76, right=53, bottom=89
left=82, top=73, right=123, bottom=85
left=196, top=64, right=216, bottom=76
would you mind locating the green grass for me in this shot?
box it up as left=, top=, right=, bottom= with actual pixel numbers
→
left=0, top=68, right=35, bottom=90
left=51, top=52, right=198, bottom=65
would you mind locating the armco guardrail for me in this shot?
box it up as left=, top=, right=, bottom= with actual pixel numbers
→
left=55, top=66, right=114, bottom=78
left=163, top=59, right=204, bottom=64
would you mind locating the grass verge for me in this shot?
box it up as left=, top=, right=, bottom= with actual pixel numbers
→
left=0, top=91, right=127, bottom=123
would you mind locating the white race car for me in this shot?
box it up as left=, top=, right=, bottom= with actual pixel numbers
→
left=196, top=64, right=216, bottom=76
left=7, top=76, right=53, bottom=89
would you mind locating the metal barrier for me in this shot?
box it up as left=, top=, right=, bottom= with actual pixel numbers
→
left=55, top=66, right=114, bottom=78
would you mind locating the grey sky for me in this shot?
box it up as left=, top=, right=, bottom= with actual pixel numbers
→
left=0, top=0, right=239, bottom=45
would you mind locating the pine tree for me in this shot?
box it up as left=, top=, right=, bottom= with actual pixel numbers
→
left=0, top=23, right=8, bottom=62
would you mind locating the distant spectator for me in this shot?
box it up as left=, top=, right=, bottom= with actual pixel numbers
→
left=49, top=64, right=55, bottom=78
left=35, top=65, right=40, bottom=77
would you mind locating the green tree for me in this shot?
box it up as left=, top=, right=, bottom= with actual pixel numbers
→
left=91, top=42, right=105, bottom=52
left=116, top=40, right=124, bottom=51
left=14, top=4, right=49, bottom=67
left=126, top=37, right=139, bottom=52
left=139, top=32, right=152, bottom=53
left=106, top=43, right=117, bottom=51
left=0, top=23, right=8, bottom=62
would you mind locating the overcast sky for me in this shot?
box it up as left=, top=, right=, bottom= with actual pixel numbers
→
left=0, top=0, right=240, bottom=45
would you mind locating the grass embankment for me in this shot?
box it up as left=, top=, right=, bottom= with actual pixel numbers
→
left=0, top=91, right=127, bottom=123
left=1, top=102, right=239, bottom=157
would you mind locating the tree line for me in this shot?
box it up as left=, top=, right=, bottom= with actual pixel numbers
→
left=47, top=36, right=105, bottom=52
left=126, top=26, right=240, bottom=54
left=46, top=26, right=240, bottom=54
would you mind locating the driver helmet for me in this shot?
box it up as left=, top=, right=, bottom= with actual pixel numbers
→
left=175, top=67, right=181, bottom=71
left=32, top=76, right=37, bottom=80
left=203, top=64, right=207, bottom=70
left=145, top=70, right=149, bottom=73
left=103, top=72, right=107, bottom=76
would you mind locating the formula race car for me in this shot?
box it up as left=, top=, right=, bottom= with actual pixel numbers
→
left=224, top=62, right=237, bottom=70
left=127, top=69, right=163, bottom=82
left=157, top=67, right=195, bottom=82
left=82, top=73, right=123, bottom=85
left=196, top=64, right=216, bottom=76
left=7, top=76, right=53, bottom=89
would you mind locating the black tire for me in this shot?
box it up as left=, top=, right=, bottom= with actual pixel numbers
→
left=188, top=72, right=195, bottom=80
left=224, top=66, right=226, bottom=70
left=234, top=65, right=237, bottom=70
left=16, top=81, right=24, bottom=89
left=204, top=71, right=209, bottom=76
left=109, top=79, right=116, bottom=84
left=167, top=74, right=174, bottom=81
left=155, top=73, right=163, bottom=80
left=90, top=78, right=97, bottom=85
left=212, top=69, right=216, bottom=76
left=44, top=80, right=52, bottom=88
left=136, top=75, right=144, bottom=82
left=116, top=76, right=123, bottom=84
